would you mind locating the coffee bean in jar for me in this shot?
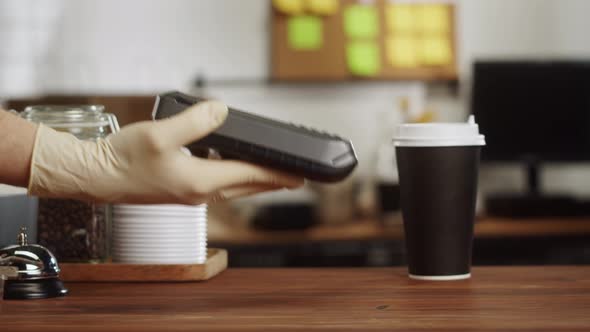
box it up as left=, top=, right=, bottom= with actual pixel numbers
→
left=20, top=105, right=120, bottom=263
left=37, top=199, right=108, bottom=262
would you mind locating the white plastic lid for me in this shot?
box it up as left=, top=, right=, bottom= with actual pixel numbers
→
left=393, top=115, right=486, bottom=147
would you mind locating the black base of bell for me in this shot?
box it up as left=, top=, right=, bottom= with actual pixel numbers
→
left=3, top=278, right=68, bottom=300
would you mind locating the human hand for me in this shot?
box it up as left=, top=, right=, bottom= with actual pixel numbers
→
left=28, top=101, right=304, bottom=204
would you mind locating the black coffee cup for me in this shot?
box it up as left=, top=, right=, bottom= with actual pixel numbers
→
left=393, top=116, right=485, bottom=280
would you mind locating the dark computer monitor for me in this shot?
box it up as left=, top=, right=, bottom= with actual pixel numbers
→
left=471, top=60, right=590, bottom=216
left=472, top=60, right=590, bottom=162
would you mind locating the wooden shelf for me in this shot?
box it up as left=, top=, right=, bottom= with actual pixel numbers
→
left=209, top=217, right=590, bottom=246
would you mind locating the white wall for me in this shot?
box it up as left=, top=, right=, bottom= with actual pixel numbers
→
left=41, top=0, right=269, bottom=93
left=458, top=0, right=553, bottom=73
left=0, top=0, right=62, bottom=96
left=6, top=0, right=586, bottom=94
left=547, top=0, right=590, bottom=57
left=37, top=0, right=590, bottom=92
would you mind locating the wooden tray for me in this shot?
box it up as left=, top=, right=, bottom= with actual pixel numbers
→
left=59, top=248, right=227, bottom=282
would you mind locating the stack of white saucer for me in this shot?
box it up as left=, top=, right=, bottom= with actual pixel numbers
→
left=112, top=204, right=207, bottom=264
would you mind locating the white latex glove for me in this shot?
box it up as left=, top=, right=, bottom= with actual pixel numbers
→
left=28, top=101, right=304, bottom=204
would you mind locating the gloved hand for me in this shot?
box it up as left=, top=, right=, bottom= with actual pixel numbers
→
left=28, top=101, right=304, bottom=204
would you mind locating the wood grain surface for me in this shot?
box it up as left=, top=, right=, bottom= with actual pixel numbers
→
left=59, top=249, right=227, bottom=282
left=209, top=217, right=590, bottom=246
left=2, top=266, right=590, bottom=331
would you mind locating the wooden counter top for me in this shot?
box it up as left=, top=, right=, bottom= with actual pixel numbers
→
left=2, top=266, right=590, bottom=331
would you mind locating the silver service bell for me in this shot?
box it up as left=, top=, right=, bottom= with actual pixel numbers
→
left=0, top=227, right=68, bottom=300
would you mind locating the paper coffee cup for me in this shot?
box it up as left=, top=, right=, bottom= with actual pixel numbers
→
left=393, top=116, right=485, bottom=280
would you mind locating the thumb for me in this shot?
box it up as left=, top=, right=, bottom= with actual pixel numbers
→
left=152, top=100, right=228, bottom=148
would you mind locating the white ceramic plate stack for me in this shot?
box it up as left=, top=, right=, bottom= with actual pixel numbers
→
left=112, top=204, right=207, bottom=264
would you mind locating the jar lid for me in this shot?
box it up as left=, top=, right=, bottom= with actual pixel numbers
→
left=393, top=115, right=486, bottom=147
left=21, top=105, right=111, bottom=128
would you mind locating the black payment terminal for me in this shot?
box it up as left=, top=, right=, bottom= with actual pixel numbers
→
left=152, top=91, right=357, bottom=182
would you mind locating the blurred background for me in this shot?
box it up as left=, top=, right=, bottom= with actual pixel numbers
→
left=2, top=0, right=590, bottom=267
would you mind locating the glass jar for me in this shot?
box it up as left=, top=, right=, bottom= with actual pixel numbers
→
left=21, top=105, right=120, bottom=263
